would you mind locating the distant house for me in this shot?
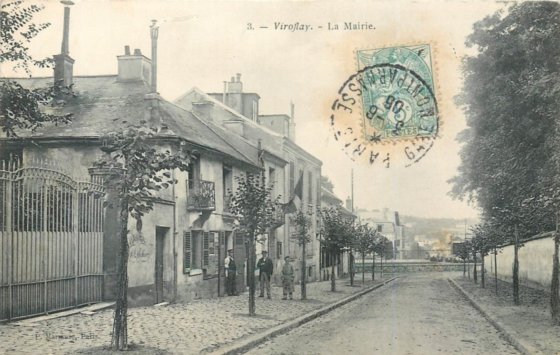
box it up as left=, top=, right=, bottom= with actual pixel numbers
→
left=357, top=208, right=406, bottom=260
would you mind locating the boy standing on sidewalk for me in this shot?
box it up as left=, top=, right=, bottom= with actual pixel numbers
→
left=281, top=256, right=295, bottom=300
left=225, top=249, right=238, bottom=296
left=257, top=250, right=273, bottom=299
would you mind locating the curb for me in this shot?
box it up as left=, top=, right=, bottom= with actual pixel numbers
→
left=207, top=277, right=398, bottom=355
left=447, top=278, right=540, bottom=355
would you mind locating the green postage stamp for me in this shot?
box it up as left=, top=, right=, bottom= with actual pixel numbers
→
left=331, top=44, right=439, bottom=167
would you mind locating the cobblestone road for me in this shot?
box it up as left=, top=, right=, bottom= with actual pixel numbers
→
left=246, top=273, right=520, bottom=355
left=0, top=277, right=380, bottom=354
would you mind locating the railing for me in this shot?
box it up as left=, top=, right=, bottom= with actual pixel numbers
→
left=270, top=207, right=285, bottom=228
left=187, top=179, right=215, bottom=211
left=0, top=159, right=105, bottom=321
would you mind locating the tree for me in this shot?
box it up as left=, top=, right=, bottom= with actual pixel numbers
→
left=372, top=234, right=390, bottom=279
left=95, top=123, right=191, bottom=350
left=319, top=207, right=353, bottom=291
left=320, top=175, right=334, bottom=193
left=455, top=240, right=470, bottom=277
left=353, top=223, right=377, bottom=286
left=291, top=210, right=312, bottom=299
left=1, top=1, right=72, bottom=138
left=451, top=2, right=560, bottom=314
left=228, top=173, right=280, bottom=316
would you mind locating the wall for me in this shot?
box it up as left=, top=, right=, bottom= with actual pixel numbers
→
left=484, top=233, right=558, bottom=291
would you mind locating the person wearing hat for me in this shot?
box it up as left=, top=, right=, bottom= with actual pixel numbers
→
left=281, top=256, right=295, bottom=300
left=257, top=250, right=273, bottom=299
left=224, top=249, right=238, bottom=296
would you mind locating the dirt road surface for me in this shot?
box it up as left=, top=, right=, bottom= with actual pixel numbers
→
left=245, top=273, right=519, bottom=355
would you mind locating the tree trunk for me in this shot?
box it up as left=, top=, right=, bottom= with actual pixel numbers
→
left=301, top=242, right=307, bottom=300
left=513, top=226, right=520, bottom=305
left=380, top=255, right=383, bottom=278
left=481, top=252, right=485, bottom=288
left=473, top=252, right=478, bottom=284
left=551, top=228, right=560, bottom=324
left=349, top=253, right=354, bottom=286
left=372, top=254, right=375, bottom=281
left=112, top=195, right=129, bottom=350
left=362, top=254, right=365, bottom=286
left=248, top=233, right=256, bottom=316
left=330, top=252, right=336, bottom=292
left=463, top=258, right=466, bottom=277
left=494, top=248, right=498, bottom=295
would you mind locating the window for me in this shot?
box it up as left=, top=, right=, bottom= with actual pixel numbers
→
left=268, top=167, right=276, bottom=196
left=377, top=224, right=383, bottom=233
left=205, top=231, right=220, bottom=278
left=289, top=161, right=295, bottom=193
left=276, top=241, right=283, bottom=259
left=223, top=165, right=233, bottom=212
left=184, top=230, right=203, bottom=272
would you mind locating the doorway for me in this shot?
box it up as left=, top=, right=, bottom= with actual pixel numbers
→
left=155, top=226, right=169, bottom=304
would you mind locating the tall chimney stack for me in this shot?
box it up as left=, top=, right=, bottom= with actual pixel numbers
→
left=150, top=19, right=159, bottom=93
left=54, top=1, right=75, bottom=87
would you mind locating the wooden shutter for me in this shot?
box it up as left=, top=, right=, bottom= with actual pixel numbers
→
left=203, top=232, right=209, bottom=267
left=184, top=231, right=191, bottom=272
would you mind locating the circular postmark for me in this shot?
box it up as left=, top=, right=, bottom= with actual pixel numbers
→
left=330, top=46, right=439, bottom=168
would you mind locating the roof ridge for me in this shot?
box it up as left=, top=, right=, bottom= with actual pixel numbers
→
left=184, top=87, right=284, bottom=138
left=189, top=110, right=258, bottom=167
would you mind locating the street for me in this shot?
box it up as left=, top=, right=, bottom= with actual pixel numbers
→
left=246, top=274, right=519, bottom=355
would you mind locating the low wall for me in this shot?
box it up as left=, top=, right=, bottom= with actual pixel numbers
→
left=355, top=262, right=467, bottom=273
left=483, top=232, right=558, bottom=291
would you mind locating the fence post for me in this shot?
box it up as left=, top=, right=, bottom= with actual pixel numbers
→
left=6, top=168, right=13, bottom=321
left=73, top=183, right=80, bottom=306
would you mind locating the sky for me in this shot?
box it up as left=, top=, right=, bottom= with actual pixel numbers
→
left=2, top=0, right=511, bottom=219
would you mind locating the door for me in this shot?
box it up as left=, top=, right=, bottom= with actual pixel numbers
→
left=155, top=227, right=168, bottom=304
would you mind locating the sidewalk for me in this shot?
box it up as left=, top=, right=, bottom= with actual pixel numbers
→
left=0, top=276, right=388, bottom=355
left=452, top=276, right=560, bottom=355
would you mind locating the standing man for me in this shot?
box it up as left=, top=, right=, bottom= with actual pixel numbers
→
left=257, top=250, right=273, bottom=299
left=281, top=256, right=295, bottom=300
left=224, top=249, right=237, bottom=296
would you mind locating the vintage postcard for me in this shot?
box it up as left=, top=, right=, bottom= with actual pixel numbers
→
left=1, top=0, right=559, bottom=354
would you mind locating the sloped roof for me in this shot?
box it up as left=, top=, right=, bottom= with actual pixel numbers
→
left=7, top=75, right=259, bottom=167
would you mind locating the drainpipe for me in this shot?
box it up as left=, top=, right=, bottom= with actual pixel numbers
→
left=172, top=168, right=178, bottom=302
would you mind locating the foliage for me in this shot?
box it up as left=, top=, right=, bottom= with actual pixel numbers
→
left=319, top=207, right=354, bottom=254
left=1, top=1, right=52, bottom=73
left=228, top=172, right=281, bottom=315
left=291, top=209, right=312, bottom=299
left=450, top=2, right=560, bottom=241
left=95, top=121, right=191, bottom=350
left=96, top=124, right=191, bottom=221
left=353, top=223, right=377, bottom=256
left=0, top=0, right=73, bottom=138
left=320, top=175, right=335, bottom=193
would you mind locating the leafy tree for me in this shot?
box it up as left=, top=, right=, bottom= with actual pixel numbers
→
left=454, top=240, right=471, bottom=277
left=353, top=223, right=377, bottom=286
left=228, top=173, right=280, bottom=316
left=95, top=122, right=191, bottom=350
left=320, top=175, right=334, bottom=193
left=451, top=2, right=560, bottom=313
left=1, top=1, right=72, bottom=138
left=371, top=234, right=391, bottom=279
left=291, top=210, right=312, bottom=299
left=319, top=207, right=353, bottom=291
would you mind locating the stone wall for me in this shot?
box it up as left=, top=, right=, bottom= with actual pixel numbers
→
left=483, top=233, right=558, bottom=291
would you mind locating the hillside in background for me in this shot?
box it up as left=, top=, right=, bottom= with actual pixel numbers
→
left=401, top=215, right=479, bottom=240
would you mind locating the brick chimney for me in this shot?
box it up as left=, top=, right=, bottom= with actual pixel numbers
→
left=53, top=1, right=75, bottom=87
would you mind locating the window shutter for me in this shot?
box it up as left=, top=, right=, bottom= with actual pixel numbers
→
left=184, top=231, right=191, bottom=272
left=203, top=232, right=209, bottom=267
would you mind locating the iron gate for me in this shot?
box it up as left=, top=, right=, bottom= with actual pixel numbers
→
left=0, top=160, right=105, bottom=321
